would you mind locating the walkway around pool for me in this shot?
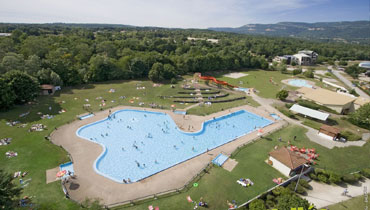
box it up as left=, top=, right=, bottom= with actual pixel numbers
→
left=50, top=105, right=285, bottom=206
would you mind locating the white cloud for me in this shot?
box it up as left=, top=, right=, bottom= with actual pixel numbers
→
left=0, top=0, right=330, bottom=28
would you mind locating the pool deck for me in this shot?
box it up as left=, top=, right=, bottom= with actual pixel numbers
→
left=50, top=105, right=286, bottom=206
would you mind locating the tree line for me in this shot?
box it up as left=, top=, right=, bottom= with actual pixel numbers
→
left=0, top=24, right=369, bottom=110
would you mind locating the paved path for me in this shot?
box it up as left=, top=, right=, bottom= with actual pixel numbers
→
left=302, top=179, right=370, bottom=208
left=332, top=70, right=370, bottom=99
left=51, top=105, right=284, bottom=206
left=249, top=91, right=366, bottom=149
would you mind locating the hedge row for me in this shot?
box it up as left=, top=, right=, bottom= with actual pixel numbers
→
left=203, top=96, right=246, bottom=103
left=309, top=168, right=362, bottom=184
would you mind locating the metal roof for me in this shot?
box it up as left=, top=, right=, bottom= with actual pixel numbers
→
left=289, top=104, right=330, bottom=121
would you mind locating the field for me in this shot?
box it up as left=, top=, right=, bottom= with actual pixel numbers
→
left=114, top=125, right=370, bottom=209
left=326, top=195, right=369, bottom=210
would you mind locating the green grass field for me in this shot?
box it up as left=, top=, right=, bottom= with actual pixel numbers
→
left=1, top=75, right=369, bottom=209
left=326, top=195, right=369, bottom=210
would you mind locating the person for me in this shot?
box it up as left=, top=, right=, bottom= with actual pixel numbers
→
left=127, top=178, right=131, bottom=183
left=123, top=179, right=127, bottom=184
left=109, top=109, right=112, bottom=115
left=278, top=137, right=282, bottom=142
left=343, top=188, right=348, bottom=196
left=293, top=136, right=297, bottom=141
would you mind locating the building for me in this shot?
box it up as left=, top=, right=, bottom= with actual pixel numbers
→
left=298, top=50, right=318, bottom=63
left=292, top=53, right=312, bottom=65
left=289, top=104, right=330, bottom=121
left=297, top=87, right=356, bottom=114
left=40, top=84, right=55, bottom=95
left=268, top=147, right=309, bottom=177
left=359, top=62, right=370, bottom=69
left=354, top=97, right=370, bottom=110
left=0, top=33, right=11, bottom=37
left=273, top=50, right=318, bottom=66
left=318, top=125, right=340, bottom=140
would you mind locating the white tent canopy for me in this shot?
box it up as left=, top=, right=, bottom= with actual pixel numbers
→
left=289, top=104, right=330, bottom=121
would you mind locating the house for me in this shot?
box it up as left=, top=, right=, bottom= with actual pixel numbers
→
left=268, top=147, right=309, bottom=177
left=354, top=97, right=370, bottom=110
left=298, top=50, right=318, bottom=63
left=297, top=87, right=356, bottom=114
left=40, top=84, right=55, bottom=95
left=318, top=125, right=340, bottom=140
left=293, top=53, right=312, bottom=66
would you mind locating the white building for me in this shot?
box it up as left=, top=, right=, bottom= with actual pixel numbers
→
left=268, top=147, right=309, bottom=177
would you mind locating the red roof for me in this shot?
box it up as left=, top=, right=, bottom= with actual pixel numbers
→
left=40, top=84, right=55, bottom=90
left=269, top=147, right=308, bottom=169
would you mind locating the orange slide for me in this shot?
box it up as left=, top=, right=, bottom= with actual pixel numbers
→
left=198, top=75, right=238, bottom=88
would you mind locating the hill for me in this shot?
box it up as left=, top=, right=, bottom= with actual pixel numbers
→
left=209, top=21, right=370, bottom=44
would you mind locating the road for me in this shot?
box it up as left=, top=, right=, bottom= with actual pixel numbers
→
left=332, top=70, right=370, bottom=99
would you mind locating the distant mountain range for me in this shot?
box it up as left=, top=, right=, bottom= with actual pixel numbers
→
left=209, top=21, right=370, bottom=44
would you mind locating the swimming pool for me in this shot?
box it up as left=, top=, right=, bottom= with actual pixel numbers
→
left=77, top=109, right=272, bottom=183
left=288, top=79, right=313, bottom=88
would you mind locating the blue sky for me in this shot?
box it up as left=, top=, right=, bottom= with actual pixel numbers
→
left=0, top=0, right=368, bottom=28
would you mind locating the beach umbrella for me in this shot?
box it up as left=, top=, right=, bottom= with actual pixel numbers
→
left=56, top=170, right=66, bottom=178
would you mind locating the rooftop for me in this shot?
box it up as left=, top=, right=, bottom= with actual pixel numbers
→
left=320, top=124, right=340, bottom=135
left=354, top=97, right=370, bottom=106
left=40, top=84, right=55, bottom=90
left=297, top=87, right=356, bottom=106
left=290, top=104, right=330, bottom=121
left=269, top=147, right=308, bottom=169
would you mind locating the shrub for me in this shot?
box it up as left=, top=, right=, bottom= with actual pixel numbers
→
left=360, top=168, right=370, bottom=178
left=341, top=130, right=361, bottom=141
left=329, top=172, right=342, bottom=184
left=276, top=90, right=289, bottom=100
left=348, top=103, right=370, bottom=129
left=318, top=174, right=329, bottom=183
left=297, top=100, right=320, bottom=110
left=342, top=174, right=358, bottom=184
left=298, top=179, right=311, bottom=189
left=309, top=173, right=318, bottom=180
left=285, top=103, right=293, bottom=109
left=293, top=69, right=302, bottom=75
left=249, top=199, right=266, bottom=210
left=288, top=182, right=306, bottom=195
left=303, top=70, right=314, bottom=78
left=170, top=78, right=177, bottom=84
left=339, top=60, right=348, bottom=66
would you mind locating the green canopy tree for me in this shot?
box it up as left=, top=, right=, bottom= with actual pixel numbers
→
left=276, top=90, right=289, bottom=100
left=349, top=103, right=370, bottom=129
left=0, top=169, right=22, bottom=208
left=4, top=70, right=39, bottom=104
left=0, top=76, right=16, bottom=111
left=148, top=62, right=164, bottom=81
left=276, top=193, right=311, bottom=210
left=249, top=199, right=267, bottom=210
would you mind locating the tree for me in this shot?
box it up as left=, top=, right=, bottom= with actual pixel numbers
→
left=276, top=193, right=311, bottom=210
left=348, top=103, right=370, bottom=129
left=148, top=62, right=164, bottom=81
left=24, top=55, right=42, bottom=76
left=1, top=53, right=25, bottom=72
left=163, top=63, right=177, bottom=80
left=0, top=169, right=22, bottom=208
left=292, top=68, right=302, bottom=75
left=303, top=70, right=314, bottom=78
left=276, top=90, right=289, bottom=100
left=0, top=76, right=16, bottom=111
left=249, top=199, right=266, bottom=210
left=4, top=70, right=39, bottom=104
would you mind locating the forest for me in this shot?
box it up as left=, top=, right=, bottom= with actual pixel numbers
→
left=0, top=23, right=369, bottom=110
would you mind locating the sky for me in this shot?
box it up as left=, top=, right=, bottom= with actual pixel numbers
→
left=0, top=0, right=369, bottom=28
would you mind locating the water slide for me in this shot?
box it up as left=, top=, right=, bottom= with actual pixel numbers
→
left=198, top=75, right=238, bottom=88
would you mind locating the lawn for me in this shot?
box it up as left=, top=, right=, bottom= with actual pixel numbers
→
left=0, top=79, right=260, bottom=209
left=115, top=125, right=370, bottom=209
left=326, top=195, right=369, bottom=210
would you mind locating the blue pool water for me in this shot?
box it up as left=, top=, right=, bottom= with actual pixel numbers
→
left=77, top=109, right=272, bottom=183
left=59, top=162, right=74, bottom=179
left=174, top=110, right=187, bottom=115
left=80, top=113, right=95, bottom=120
left=212, top=153, right=229, bottom=166
left=288, top=79, right=312, bottom=88
left=270, top=114, right=281, bottom=120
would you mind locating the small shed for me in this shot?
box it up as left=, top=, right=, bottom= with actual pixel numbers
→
left=268, top=147, right=309, bottom=177
left=318, top=125, right=340, bottom=140
left=40, top=84, right=55, bottom=95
